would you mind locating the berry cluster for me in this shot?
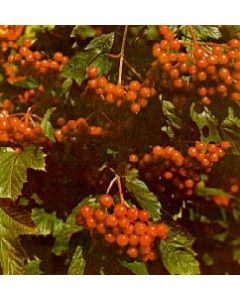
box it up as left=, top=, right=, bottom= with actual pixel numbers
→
left=129, top=141, right=231, bottom=197
left=86, top=66, right=156, bottom=113
left=75, top=194, right=168, bottom=262
left=0, top=109, right=50, bottom=147
left=0, top=25, right=24, bottom=52
left=149, top=25, right=240, bottom=106
left=5, top=43, right=68, bottom=84
left=54, top=117, right=105, bottom=143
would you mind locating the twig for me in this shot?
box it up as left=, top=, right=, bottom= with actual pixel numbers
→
left=118, top=26, right=128, bottom=85
left=106, top=175, right=118, bottom=194
left=124, top=59, right=142, bottom=80
left=117, top=176, right=125, bottom=204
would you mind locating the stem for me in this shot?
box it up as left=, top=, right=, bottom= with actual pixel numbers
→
left=188, top=26, right=198, bottom=47
left=118, top=25, right=128, bottom=85
left=124, top=59, right=142, bottom=80
left=117, top=176, right=125, bottom=204
left=106, top=176, right=118, bottom=194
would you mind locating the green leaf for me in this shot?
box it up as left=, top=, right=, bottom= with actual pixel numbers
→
left=181, top=26, right=221, bottom=41
left=68, top=246, right=85, bottom=275
left=26, top=258, right=44, bottom=275
left=0, top=200, right=37, bottom=274
left=61, top=32, right=114, bottom=85
left=220, top=108, right=240, bottom=155
left=71, top=25, right=96, bottom=39
left=85, top=32, right=115, bottom=52
left=41, top=107, right=56, bottom=142
left=31, top=193, right=43, bottom=205
left=32, top=205, right=83, bottom=256
left=190, top=103, right=221, bottom=143
left=60, top=49, right=100, bottom=85
left=159, top=225, right=200, bottom=275
left=195, top=187, right=232, bottom=198
left=24, top=25, right=55, bottom=43
left=162, top=100, right=182, bottom=130
left=119, top=260, right=149, bottom=275
left=11, top=76, right=39, bottom=89
left=92, top=53, right=112, bottom=76
left=0, top=146, right=46, bottom=200
left=31, top=208, right=64, bottom=236
left=125, top=176, right=161, bottom=221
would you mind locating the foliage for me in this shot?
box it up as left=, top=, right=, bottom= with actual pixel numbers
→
left=0, top=25, right=240, bottom=275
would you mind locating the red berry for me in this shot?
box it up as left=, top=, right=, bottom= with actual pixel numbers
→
left=118, top=217, right=130, bottom=229
left=104, top=233, right=115, bottom=244
left=139, top=210, right=150, bottom=222
left=129, top=234, right=139, bottom=246
left=96, top=222, right=106, bottom=235
left=114, top=204, right=127, bottom=217
left=94, top=208, right=106, bottom=222
left=116, top=234, right=129, bottom=247
left=85, top=216, right=96, bottom=229
left=221, top=141, right=231, bottom=150
left=105, top=214, right=118, bottom=227
left=99, top=194, right=113, bottom=208
left=80, top=205, right=92, bottom=219
left=156, top=223, right=168, bottom=239
left=86, top=66, right=98, bottom=78
left=134, top=222, right=147, bottom=235
left=127, top=247, right=139, bottom=258
left=127, top=207, right=139, bottom=221
left=139, top=234, right=152, bottom=247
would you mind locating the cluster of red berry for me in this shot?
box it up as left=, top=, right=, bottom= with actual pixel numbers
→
left=75, top=194, right=168, bottom=262
left=54, top=117, right=105, bottom=143
left=0, top=25, right=24, bottom=52
left=86, top=66, right=156, bottom=113
left=6, top=41, right=68, bottom=84
left=129, top=141, right=231, bottom=197
left=148, top=25, right=240, bottom=106
left=0, top=109, right=49, bottom=147
left=212, top=177, right=240, bottom=207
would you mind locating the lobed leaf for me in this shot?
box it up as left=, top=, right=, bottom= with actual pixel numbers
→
left=0, top=146, right=46, bottom=200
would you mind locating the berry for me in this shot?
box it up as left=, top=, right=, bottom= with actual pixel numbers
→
left=129, top=234, right=139, bottom=246
left=134, top=222, right=147, bottom=235
left=99, top=194, right=113, bottom=208
left=139, top=210, right=150, bottom=222
left=127, top=247, right=138, bottom=258
left=96, top=222, right=106, bottom=235
left=104, top=233, right=115, bottom=244
left=86, top=217, right=96, bottom=229
left=80, top=205, right=92, bottom=219
left=114, top=204, right=127, bottom=217
left=127, top=207, right=139, bottom=221
left=139, top=234, right=152, bottom=247
left=94, top=208, right=106, bottom=222
left=86, top=66, right=98, bottom=78
left=156, top=223, right=168, bottom=239
left=116, top=234, right=129, bottom=247
left=105, top=214, right=118, bottom=227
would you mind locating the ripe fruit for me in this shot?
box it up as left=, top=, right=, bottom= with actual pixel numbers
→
left=114, top=204, right=127, bottom=217
left=86, top=66, right=98, bottom=78
left=105, top=214, right=118, bottom=227
left=127, top=247, right=138, bottom=258
left=99, top=194, right=113, bottom=208
left=116, top=234, right=129, bottom=247
left=156, top=223, right=169, bottom=239
left=80, top=205, right=92, bottom=219
left=134, top=222, right=147, bottom=235
left=127, top=207, right=139, bottom=221
left=94, top=208, right=106, bottom=222
left=139, top=210, right=150, bottom=222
